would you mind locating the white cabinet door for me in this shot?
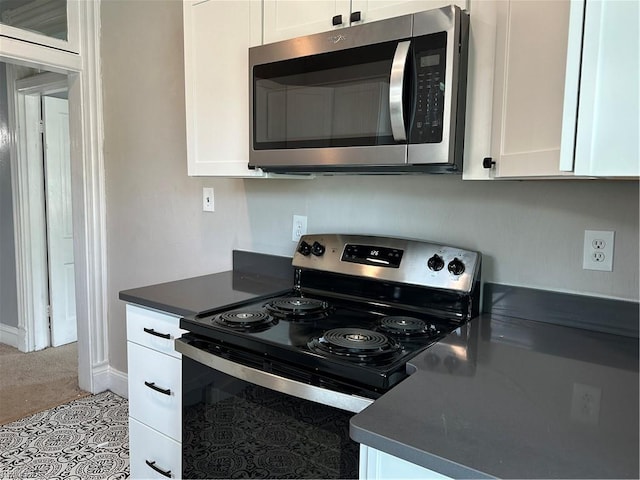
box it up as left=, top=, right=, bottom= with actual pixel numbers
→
left=126, top=304, right=185, bottom=359
left=183, top=0, right=266, bottom=177
left=489, top=0, right=575, bottom=178
left=264, top=0, right=468, bottom=44
left=571, top=0, right=639, bottom=177
left=263, top=0, right=351, bottom=43
left=461, top=0, right=497, bottom=180
left=351, top=0, right=467, bottom=25
left=360, top=445, right=452, bottom=480
left=128, top=342, right=182, bottom=441
left=129, top=417, right=182, bottom=480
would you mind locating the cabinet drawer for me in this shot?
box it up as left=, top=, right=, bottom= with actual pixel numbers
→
left=126, top=304, right=187, bottom=358
left=129, top=417, right=181, bottom=479
left=128, top=342, right=181, bottom=440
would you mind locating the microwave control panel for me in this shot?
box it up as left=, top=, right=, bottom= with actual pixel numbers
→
left=410, top=32, right=447, bottom=144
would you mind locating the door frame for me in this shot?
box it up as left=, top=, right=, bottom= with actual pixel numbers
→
left=8, top=71, right=70, bottom=352
left=2, top=0, right=108, bottom=394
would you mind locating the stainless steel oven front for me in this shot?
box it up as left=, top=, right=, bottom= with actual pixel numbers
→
left=177, top=336, right=373, bottom=479
left=176, top=234, right=481, bottom=479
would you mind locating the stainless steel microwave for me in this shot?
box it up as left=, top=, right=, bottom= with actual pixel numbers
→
left=249, top=5, right=469, bottom=174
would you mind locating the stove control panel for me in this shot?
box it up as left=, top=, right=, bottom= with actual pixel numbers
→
left=293, top=234, right=480, bottom=293
left=342, top=244, right=404, bottom=268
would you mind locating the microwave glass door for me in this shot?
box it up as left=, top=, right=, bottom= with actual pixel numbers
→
left=253, top=41, right=400, bottom=150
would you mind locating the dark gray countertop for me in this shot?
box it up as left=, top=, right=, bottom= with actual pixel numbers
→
left=118, top=251, right=293, bottom=316
left=350, top=314, right=639, bottom=479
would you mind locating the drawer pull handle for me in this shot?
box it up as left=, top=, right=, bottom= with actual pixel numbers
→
left=144, top=381, right=172, bottom=396
left=143, top=327, right=171, bottom=339
left=145, top=460, right=172, bottom=478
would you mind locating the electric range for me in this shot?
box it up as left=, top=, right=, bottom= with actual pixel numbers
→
left=178, top=233, right=481, bottom=398
left=177, top=234, right=481, bottom=479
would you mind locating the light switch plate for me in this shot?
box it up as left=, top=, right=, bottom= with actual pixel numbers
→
left=203, top=187, right=214, bottom=212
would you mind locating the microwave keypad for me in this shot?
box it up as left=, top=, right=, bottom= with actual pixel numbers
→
left=414, top=50, right=445, bottom=143
left=410, top=32, right=447, bottom=145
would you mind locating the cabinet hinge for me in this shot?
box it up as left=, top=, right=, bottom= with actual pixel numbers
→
left=38, top=120, right=44, bottom=133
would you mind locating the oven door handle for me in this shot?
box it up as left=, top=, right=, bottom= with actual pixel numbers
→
left=175, top=338, right=374, bottom=414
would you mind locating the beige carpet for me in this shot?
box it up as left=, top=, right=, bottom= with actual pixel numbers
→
left=0, top=342, right=89, bottom=425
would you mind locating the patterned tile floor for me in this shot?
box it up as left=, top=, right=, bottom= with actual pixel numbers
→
left=0, top=391, right=129, bottom=479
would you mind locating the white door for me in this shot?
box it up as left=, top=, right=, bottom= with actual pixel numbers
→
left=42, top=95, right=76, bottom=347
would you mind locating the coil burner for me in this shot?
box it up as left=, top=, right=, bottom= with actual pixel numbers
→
left=377, top=316, right=441, bottom=338
left=214, top=311, right=277, bottom=332
left=265, top=296, right=331, bottom=322
left=308, top=328, right=401, bottom=364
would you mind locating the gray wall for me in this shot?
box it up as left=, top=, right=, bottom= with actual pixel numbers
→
left=101, top=0, right=639, bottom=374
left=0, top=62, right=19, bottom=330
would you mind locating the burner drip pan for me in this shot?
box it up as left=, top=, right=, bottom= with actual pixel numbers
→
left=214, top=311, right=277, bottom=332
left=308, top=328, right=401, bottom=364
left=378, top=316, right=441, bottom=337
left=265, top=296, right=330, bottom=322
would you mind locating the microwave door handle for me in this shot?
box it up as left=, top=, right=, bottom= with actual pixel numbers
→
left=389, top=40, right=411, bottom=142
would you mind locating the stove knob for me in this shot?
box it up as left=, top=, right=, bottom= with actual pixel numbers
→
left=297, top=241, right=311, bottom=256
left=311, top=241, right=326, bottom=256
left=447, top=257, right=465, bottom=276
left=427, top=254, right=445, bottom=271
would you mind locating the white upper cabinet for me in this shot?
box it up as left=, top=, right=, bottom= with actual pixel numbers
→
left=488, top=0, right=574, bottom=178
left=480, top=0, right=638, bottom=179
left=263, top=0, right=467, bottom=44
left=350, top=0, right=467, bottom=25
left=183, top=0, right=267, bottom=177
left=565, top=0, right=639, bottom=177
left=0, top=0, right=80, bottom=54
left=263, top=0, right=350, bottom=43
left=461, top=0, right=497, bottom=180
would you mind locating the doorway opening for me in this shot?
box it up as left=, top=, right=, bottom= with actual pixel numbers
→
left=0, top=63, right=84, bottom=423
left=2, top=66, right=77, bottom=353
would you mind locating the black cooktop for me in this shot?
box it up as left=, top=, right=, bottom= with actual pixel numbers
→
left=180, top=291, right=456, bottom=392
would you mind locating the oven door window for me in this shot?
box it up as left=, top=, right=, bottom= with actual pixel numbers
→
left=253, top=41, right=399, bottom=150
left=182, top=356, right=358, bottom=479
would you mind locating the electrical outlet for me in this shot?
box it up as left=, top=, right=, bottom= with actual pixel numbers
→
left=583, top=230, right=614, bottom=271
left=570, top=383, right=601, bottom=425
left=292, top=215, right=307, bottom=241
left=202, top=187, right=214, bottom=212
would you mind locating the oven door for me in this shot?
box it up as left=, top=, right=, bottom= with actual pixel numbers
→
left=176, top=337, right=373, bottom=479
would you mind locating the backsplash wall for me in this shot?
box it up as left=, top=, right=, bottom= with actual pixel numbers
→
left=239, top=176, right=639, bottom=301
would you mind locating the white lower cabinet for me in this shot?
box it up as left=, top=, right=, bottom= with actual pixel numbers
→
left=360, top=445, right=452, bottom=480
left=128, top=342, right=182, bottom=441
left=130, top=417, right=181, bottom=479
left=126, top=304, right=186, bottom=479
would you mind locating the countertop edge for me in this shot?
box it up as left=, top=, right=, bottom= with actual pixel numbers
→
left=350, top=385, right=495, bottom=479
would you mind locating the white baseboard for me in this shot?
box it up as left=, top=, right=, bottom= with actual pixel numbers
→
left=91, top=362, right=128, bottom=399
left=0, top=324, right=19, bottom=348
left=108, top=367, right=128, bottom=399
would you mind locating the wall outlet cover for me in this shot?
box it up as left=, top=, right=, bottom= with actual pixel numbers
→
left=583, top=230, right=614, bottom=271
left=292, top=215, right=307, bottom=241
